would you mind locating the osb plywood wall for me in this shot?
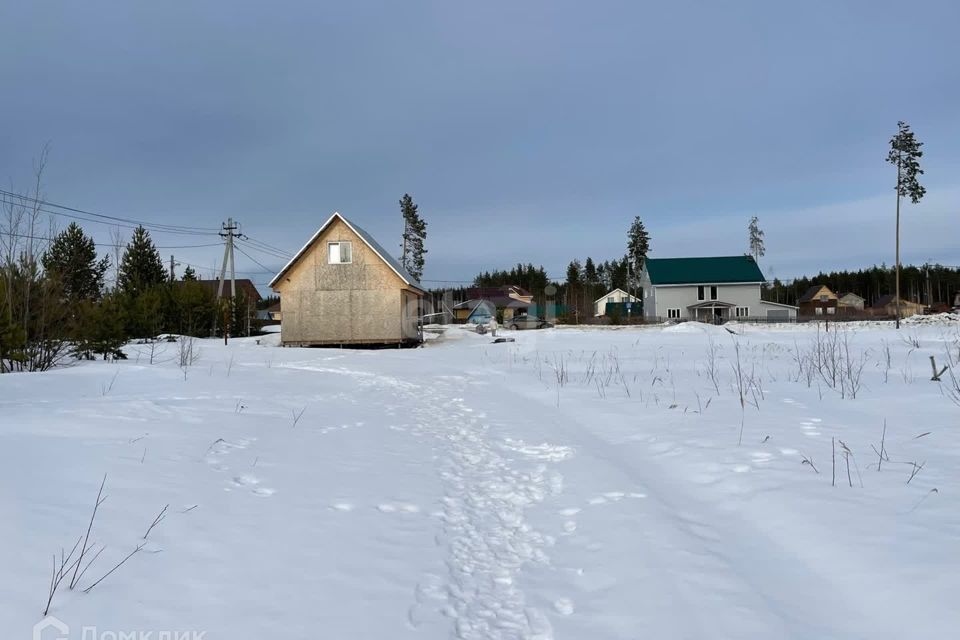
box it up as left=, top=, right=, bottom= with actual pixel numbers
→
left=275, top=217, right=420, bottom=344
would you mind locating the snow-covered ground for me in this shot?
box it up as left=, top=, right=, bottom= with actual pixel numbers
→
left=3, top=319, right=960, bottom=639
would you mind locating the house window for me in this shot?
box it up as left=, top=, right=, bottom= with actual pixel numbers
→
left=815, top=307, right=823, bottom=315
left=667, top=308, right=682, bottom=319
left=698, top=286, right=705, bottom=301
left=327, top=241, right=352, bottom=264
left=710, top=286, right=718, bottom=300
left=820, top=295, right=829, bottom=302
left=735, top=307, right=749, bottom=317
left=826, top=307, right=836, bottom=315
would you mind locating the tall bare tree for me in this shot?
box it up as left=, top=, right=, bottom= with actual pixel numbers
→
left=886, top=121, right=926, bottom=329
left=748, top=216, right=765, bottom=262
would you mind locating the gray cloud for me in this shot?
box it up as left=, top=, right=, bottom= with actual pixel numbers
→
left=1, top=0, right=958, bottom=288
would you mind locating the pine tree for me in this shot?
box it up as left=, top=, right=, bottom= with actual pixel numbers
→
left=181, top=265, right=198, bottom=281
left=399, top=194, right=427, bottom=281
left=565, top=260, right=583, bottom=322
left=748, top=216, right=765, bottom=262
left=584, top=257, right=598, bottom=284
left=117, top=225, right=166, bottom=297
left=626, top=217, right=651, bottom=286
left=886, top=121, right=926, bottom=328
left=41, top=222, right=110, bottom=301
left=565, top=260, right=583, bottom=287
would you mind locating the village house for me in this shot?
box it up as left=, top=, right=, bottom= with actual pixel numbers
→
left=192, top=278, right=263, bottom=304
left=265, top=300, right=282, bottom=322
left=638, top=256, right=797, bottom=322
left=594, top=288, right=642, bottom=317
left=452, top=299, right=496, bottom=324
left=797, top=285, right=839, bottom=316
left=872, top=294, right=925, bottom=318
left=453, top=285, right=533, bottom=322
left=269, top=212, right=425, bottom=347
left=838, top=292, right=865, bottom=312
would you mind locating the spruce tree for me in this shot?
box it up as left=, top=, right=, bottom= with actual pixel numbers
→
left=117, top=225, right=166, bottom=297
left=748, top=216, right=765, bottom=262
left=182, top=265, right=198, bottom=281
left=399, top=194, right=427, bottom=281
left=565, top=260, right=583, bottom=322
left=584, top=257, right=598, bottom=284
left=41, top=222, right=110, bottom=301
left=626, top=217, right=651, bottom=289
left=886, top=121, right=926, bottom=328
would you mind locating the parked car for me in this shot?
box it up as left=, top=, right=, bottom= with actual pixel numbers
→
left=507, top=314, right=553, bottom=330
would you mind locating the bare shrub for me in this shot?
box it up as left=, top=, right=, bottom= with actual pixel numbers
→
left=43, top=476, right=169, bottom=613
left=291, top=406, right=306, bottom=428
left=731, top=339, right=747, bottom=445
left=800, top=327, right=867, bottom=399
left=178, top=335, right=201, bottom=370
left=705, top=335, right=721, bottom=394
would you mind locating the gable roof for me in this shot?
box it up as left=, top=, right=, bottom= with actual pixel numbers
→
left=185, top=278, right=263, bottom=302
left=594, top=288, right=639, bottom=303
left=466, top=286, right=534, bottom=302
left=453, top=299, right=497, bottom=317
left=797, top=284, right=836, bottom=303
left=873, top=294, right=923, bottom=309
left=644, top=256, right=765, bottom=286
left=839, top=292, right=865, bottom=301
left=269, top=212, right=425, bottom=293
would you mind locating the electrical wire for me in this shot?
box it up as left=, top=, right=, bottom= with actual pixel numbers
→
left=0, top=189, right=220, bottom=233
left=236, top=237, right=292, bottom=260
left=240, top=235, right=293, bottom=258
left=0, top=229, right=222, bottom=249
left=233, top=244, right=280, bottom=274
left=0, top=197, right=220, bottom=236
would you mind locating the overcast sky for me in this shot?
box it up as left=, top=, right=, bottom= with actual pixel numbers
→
left=2, top=1, right=958, bottom=290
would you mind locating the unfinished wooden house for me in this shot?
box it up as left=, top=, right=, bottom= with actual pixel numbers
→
left=269, top=212, right=425, bottom=347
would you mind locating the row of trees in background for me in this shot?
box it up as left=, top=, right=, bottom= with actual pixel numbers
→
left=2, top=211, right=247, bottom=372
left=765, top=263, right=960, bottom=308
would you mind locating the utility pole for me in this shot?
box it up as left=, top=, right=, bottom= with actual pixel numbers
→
left=216, top=218, right=239, bottom=339
left=169, top=255, right=180, bottom=282
left=217, top=218, right=238, bottom=300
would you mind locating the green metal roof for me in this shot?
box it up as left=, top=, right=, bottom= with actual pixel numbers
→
left=645, top=256, right=765, bottom=285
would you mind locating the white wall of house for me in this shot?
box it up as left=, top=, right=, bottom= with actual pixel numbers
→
left=650, top=283, right=759, bottom=319
left=595, top=289, right=640, bottom=316
left=756, top=300, right=798, bottom=319
left=639, top=271, right=656, bottom=319
left=644, top=283, right=797, bottom=320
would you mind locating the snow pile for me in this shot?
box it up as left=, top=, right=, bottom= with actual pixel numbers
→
left=903, top=312, right=960, bottom=326
left=661, top=321, right=730, bottom=334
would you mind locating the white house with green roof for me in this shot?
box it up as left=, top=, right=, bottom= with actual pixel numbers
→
left=638, top=256, right=797, bottom=322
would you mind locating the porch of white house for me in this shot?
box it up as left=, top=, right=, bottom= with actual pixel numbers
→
left=687, top=300, right=735, bottom=322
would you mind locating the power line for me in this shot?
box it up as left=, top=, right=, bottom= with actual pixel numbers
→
left=0, top=189, right=219, bottom=233
left=0, top=197, right=218, bottom=236
left=241, top=235, right=293, bottom=258
left=236, top=238, right=292, bottom=261
left=176, top=260, right=274, bottom=277
left=0, top=229, right=221, bottom=249
left=233, top=244, right=277, bottom=274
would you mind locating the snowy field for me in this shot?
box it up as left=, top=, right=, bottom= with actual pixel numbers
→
left=3, top=319, right=960, bottom=639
